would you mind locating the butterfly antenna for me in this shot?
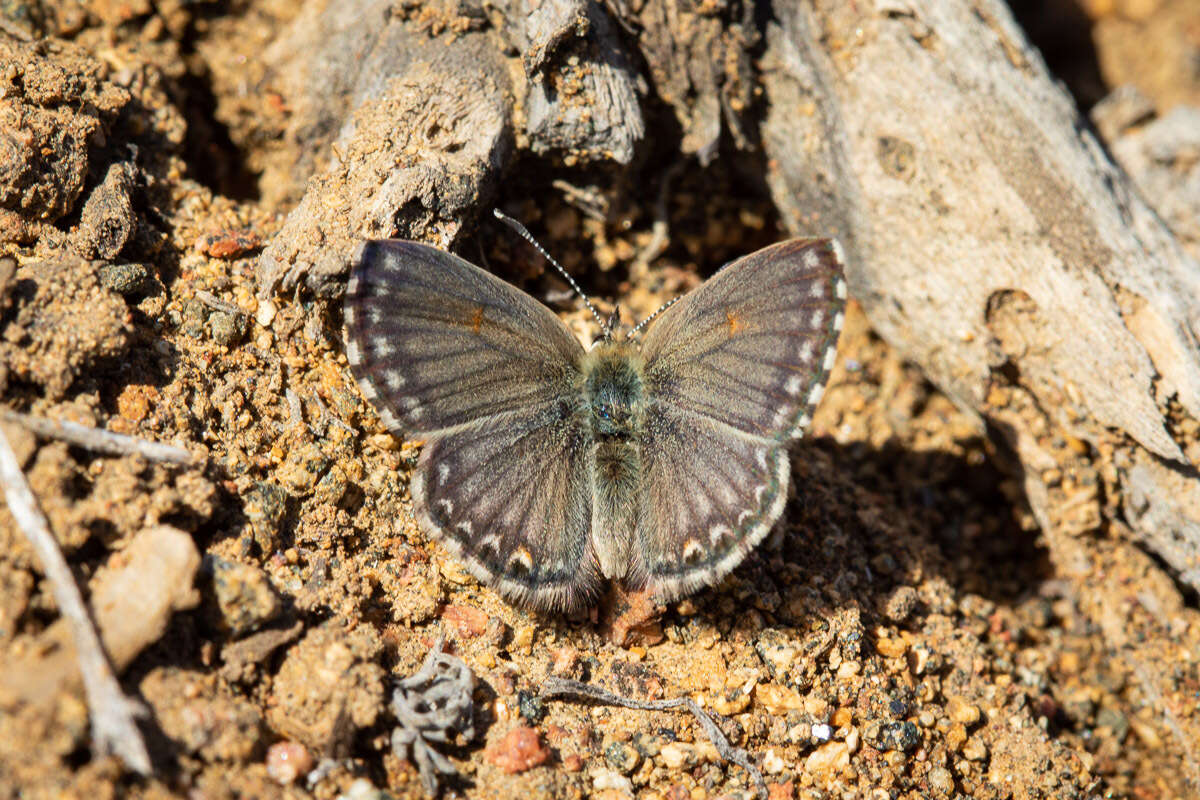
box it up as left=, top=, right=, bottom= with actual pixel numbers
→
left=493, top=209, right=606, bottom=331
left=627, top=295, right=680, bottom=340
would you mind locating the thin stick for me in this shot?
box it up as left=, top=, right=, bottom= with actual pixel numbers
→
left=2, top=411, right=193, bottom=465
left=492, top=209, right=608, bottom=333
left=194, top=290, right=244, bottom=317
left=540, top=676, right=767, bottom=798
left=0, top=424, right=152, bottom=774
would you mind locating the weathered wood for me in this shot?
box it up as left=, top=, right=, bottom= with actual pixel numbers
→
left=759, top=1, right=1200, bottom=783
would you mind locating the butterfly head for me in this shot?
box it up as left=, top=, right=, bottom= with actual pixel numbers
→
left=583, top=341, right=644, bottom=440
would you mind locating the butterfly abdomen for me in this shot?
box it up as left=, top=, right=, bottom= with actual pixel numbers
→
left=581, top=342, right=646, bottom=579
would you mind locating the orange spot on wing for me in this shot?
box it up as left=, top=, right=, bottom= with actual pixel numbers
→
left=470, top=306, right=484, bottom=334
left=726, top=311, right=744, bottom=336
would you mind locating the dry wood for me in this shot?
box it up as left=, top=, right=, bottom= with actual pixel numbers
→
left=758, top=0, right=1200, bottom=783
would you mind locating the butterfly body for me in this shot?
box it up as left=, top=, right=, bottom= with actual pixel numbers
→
left=345, top=236, right=847, bottom=613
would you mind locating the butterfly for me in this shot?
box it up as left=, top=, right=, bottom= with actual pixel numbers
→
left=344, top=215, right=846, bottom=613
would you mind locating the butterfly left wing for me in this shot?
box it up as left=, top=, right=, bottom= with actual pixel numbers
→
left=631, top=238, right=847, bottom=598
left=411, top=402, right=601, bottom=613
left=344, top=240, right=601, bottom=611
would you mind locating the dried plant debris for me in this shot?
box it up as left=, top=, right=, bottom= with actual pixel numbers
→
left=391, top=639, right=477, bottom=796
left=540, top=676, right=768, bottom=798
left=0, top=421, right=151, bottom=774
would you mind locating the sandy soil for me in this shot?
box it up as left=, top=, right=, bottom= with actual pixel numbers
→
left=0, top=1, right=1198, bottom=799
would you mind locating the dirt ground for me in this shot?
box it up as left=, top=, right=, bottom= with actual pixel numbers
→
left=0, top=1, right=1198, bottom=799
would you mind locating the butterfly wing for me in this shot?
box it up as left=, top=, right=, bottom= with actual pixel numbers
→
left=344, top=240, right=600, bottom=610
left=345, top=240, right=588, bottom=436
left=633, top=239, right=847, bottom=598
left=411, top=403, right=600, bottom=611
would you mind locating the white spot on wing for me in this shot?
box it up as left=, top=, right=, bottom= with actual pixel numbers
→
left=437, top=463, right=450, bottom=483
left=785, top=374, right=804, bottom=395
left=810, top=309, right=825, bottom=329
left=822, top=346, right=837, bottom=372
left=799, top=340, right=816, bottom=364
left=709, top=525, right=733, bottom=546
left=807, top=382, right=825, bottom=407
left=834, top=277, right=848, bottom=300
left=833, top=311, right=845, bottom=333
left=830, top=239, right=847, bottom=267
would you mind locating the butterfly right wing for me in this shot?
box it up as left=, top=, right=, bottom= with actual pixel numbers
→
left=631, top=239, right=846, bottom=599
left=344, top=240, right=601, bottom=611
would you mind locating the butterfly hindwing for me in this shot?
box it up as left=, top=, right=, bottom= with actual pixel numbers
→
left=634, top=238, right=846, bottom=596
left=345, top=240, right=600, bottom=611
left=412, top=404, right=601, bottom=612
left=632, top=402, right=790, bottom=600
left=345, top=240, right=587, bottom=436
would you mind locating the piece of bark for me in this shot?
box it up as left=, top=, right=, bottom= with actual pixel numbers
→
left=499, top=0, right=645, bottom=165
left=256, top=0, right=512, bottom=297
left=760, top=1, right=1200, bottom=784
left=628, top=0, right=757, bottom=163
left=71, top=162, right=137, bottom=260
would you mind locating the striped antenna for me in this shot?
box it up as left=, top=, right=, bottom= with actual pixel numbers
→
left=492, top=209, right=607, bottom=333
left=627, top=295, right=680, bottom=340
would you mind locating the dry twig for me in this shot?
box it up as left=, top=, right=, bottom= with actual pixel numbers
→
left=0, top=423, right=152, bottom=774
left=540, top=676, right=767, bottom=798
left=3, top=411, right=193, bottom=465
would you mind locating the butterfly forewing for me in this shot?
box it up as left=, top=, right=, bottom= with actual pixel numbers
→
left=640, top=238, right=846, bottom=441
left=345, top=240, right=600, bottom=610
left=345, top=240, right=586, bottom=436
left=634, top=238, right=846, bottom=596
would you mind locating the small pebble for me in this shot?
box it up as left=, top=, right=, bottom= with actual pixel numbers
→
left=604, top=740, right=642, bottom=775
left=659, top=742, right=697, bottom=769
left=927, top=765, right=954, bottom=796
left=592, top=768, right=633, bottom=793
left=98, top=262, right=149, bottom=295
left=266, top=741, right=313, bottom=785
left=762, top=749, right=786, bottom=774
left=947, top=696, right=981, bottom=725
left=485, top=726, right=549, bottom=773
left=962, top=736, right=988, bottom=762
left=874, top=721, right=920, bottom=753
left=811, top=723, right=833, bottom=742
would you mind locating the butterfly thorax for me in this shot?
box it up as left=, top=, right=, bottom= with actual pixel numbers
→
left=581, top=341, right=645, bottom=442
left=581, top=340, right=645, bottom=579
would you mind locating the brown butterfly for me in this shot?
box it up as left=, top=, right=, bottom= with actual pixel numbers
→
left=344, top=214, right=846, bottom=612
